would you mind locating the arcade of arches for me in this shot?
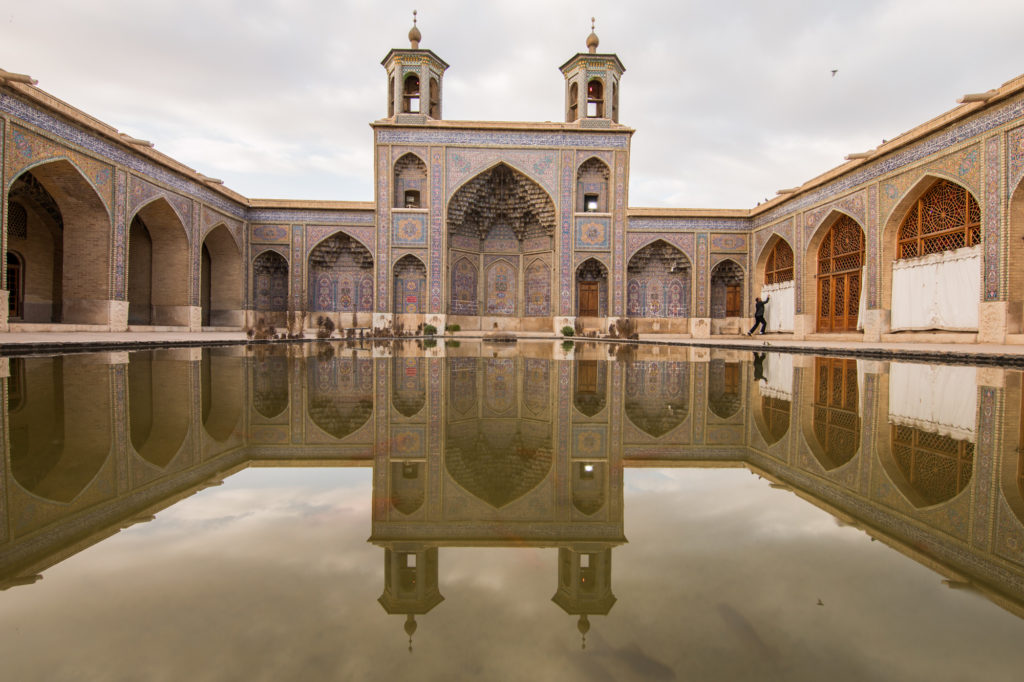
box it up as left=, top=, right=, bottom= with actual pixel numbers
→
left=4, top=29, right=1024, bottom=344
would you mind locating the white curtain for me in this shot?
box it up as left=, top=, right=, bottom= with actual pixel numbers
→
left=757, top=352, right=794, bottom=399
left=761, top=281, right=794, bottom=332
left=890, top=245, right=980, bottom=331
left=857, top=267, right=866, bottom=331
left=887, top=362, right=977, bottom=441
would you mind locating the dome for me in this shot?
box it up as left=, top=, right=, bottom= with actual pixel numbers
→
left=409, top=10, right=421, bottom=48
left=586, top=17, right=599, bottom=53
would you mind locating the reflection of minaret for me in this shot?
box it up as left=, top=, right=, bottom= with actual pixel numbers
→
left=378, top=545, right=443, bottom=652
left=552, top=545, right=617, bottom=649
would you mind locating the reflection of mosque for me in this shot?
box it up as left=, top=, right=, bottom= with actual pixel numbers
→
left=4, top=342, right=1024, bottom=639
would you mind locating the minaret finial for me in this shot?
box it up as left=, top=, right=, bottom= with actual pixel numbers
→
left=586, top=18, right=599, bottom=54
left=409, top=10, right=421, bottom=49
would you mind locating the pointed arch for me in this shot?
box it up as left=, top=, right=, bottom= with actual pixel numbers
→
left=128, top=197, right=191, bottom=325
left=808, top=212, right=865, bottom=333
left=708, top=358, right=742, bottom=420
left=307, top=355, right=374, bottom=439
left=577, top=157, right=610, bottom=213
left=450, top=256, right=479, bottom=315
left=624, top=360, right=689, bottom=438
left=393, top=253, right=426, bottom=314
left=710, top=258, right=744, bottom=322
left=1009, top=174, right=1024, bottom=333
left=392, top=356, right=426, bottom=418
left=201, top=224, right=243, bottom=327
left=391, top=461, right=425, bottom=515
left=8, top=160, right=111, bottom=324
left=484, top=257, right=516, bottom=316
left=446, top=160, right=557, bottom=210
left=307, top=231, right=374, bottom=314
left=800, top=357, right=860, bottom=471
left=252, top=349, right=289, bottom=420
left=252, top=249, right=289, bottom=316
left=627, top=239, right=691, bottom=318
left=201, top=347, right=242, bottom=444
left=393, top=152, right=428, bottom=208
left=575, top=257, right=608, bottom=318
left=523, top=257, right=551, bottom=317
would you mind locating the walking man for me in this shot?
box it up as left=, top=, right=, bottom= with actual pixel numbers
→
left=747, top=295, right=770, bottom=336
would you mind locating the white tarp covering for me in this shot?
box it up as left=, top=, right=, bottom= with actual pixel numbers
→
left=887, top=362, right=977, bottom=441
left=757, top=352, right=794, bottom=399
left=857, top=267, right=866, bottom=331
left=760, top=281, right=795, bottom=332
left=890, top=245, right=980, bottom=331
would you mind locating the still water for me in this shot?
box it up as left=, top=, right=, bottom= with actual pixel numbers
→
left=2, top=340, right=1024, bottom=681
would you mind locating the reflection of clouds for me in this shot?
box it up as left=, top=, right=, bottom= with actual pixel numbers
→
left=4, top=468, right=1024, bottom=680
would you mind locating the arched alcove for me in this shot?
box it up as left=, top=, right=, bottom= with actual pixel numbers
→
left=624, top=360, right=689, bottom=437
left=627, top=240, right=690, bottom=318
left=128, top=198, right=190, bottom=326
left=201, top=225, right=243, bottom=327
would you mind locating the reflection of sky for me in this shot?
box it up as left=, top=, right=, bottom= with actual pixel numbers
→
left=3, top=467, right=1024, bottom=681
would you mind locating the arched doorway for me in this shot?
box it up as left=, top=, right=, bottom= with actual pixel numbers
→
left=575, top=259, right=608, bottom=318
left=446, top=163, right=556, bottom=328
left=816, top=215, right=864, bottom=333
left=201, top=225, right=243, bottom=327
left=307, top=232, right=374, bottom=327
left=393, top=254, right=427, bottom=317
left=127, top=198, right=190, bottom=326
left=710, top=259, right=744, bottom=334
left=890, top=179, right=981, bottom=331
left=6, top=251, right=23, bottom=320
left=759, top=238, right=795, bottom=332
left=7, top=161, right=112, bottom=325
left=252, top=250, right=289, bottom=326
left=627, top=240, right=691, bottom=321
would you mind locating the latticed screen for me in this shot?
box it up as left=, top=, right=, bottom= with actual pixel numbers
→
left=764, top=240, right=794, bottom=284
left=818, top=215, right=864, bottom=275
left=897, top=180, right=981, bottom=259
left=812, top=358, right=860, bottom=468
left=890, top=425, right=974, bottom=506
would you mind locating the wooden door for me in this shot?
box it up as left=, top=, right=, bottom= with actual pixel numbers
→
left=725, top=284, right=741, bottom=317
left=7, top=253, right=21, bottom=319
left=579, top=283, right=599, bottom=317
left=816, top=215, right=864, bottom=333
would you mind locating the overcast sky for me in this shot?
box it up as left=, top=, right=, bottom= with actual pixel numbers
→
left=2, top=0, right=1024, bottom=208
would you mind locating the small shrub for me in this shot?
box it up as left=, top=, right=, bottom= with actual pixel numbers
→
left=446, top=340, right=461, bottom=348
left=561, top=325, right=575, bottom=337
left=423, top=338, right=437, bottom=349
left=316, top=315, right=336, bottom=339
left=423, top=323, right=438, bottom=335
left=615, top=317, right=636, bottom=339
left=445, top=324, right=461, bottom=333
left=561, top=340, right=575, bottom=351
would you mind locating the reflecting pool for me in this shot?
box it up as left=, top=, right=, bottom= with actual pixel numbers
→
left=2, top=341, right=1024, bottom=680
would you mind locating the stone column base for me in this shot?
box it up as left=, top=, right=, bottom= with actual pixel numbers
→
left=979, top=301, right=1009, bottom=344
left=792, top=314, right=814, bottom=340
left=690, top=317, right=711, bottom=339
left=860, top=308, right=890, bottom=343
left=187, top=306, right=203, bottom=331
left=152, top=305, right=193, bottom=327
left=0, top=290, right=8, bottom=332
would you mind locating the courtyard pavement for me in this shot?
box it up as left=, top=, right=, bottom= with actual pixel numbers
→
left=2, top=329, right=1024, bottom=365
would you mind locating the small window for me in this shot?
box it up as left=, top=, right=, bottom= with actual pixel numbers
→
left=586, top=79, right=604, bottom=118
left=580, top=463, right=595, bottom=480
left=584, top=194, right=599, bottom=212
left=402, top=462, right=419, bottom=479
left=405, top=553, right=417, bottom=568
left=403, top=74, right=421, bottom=114
left=580, top=554, right=591, bottom=569
left=404, top=190, right=420, bottom=208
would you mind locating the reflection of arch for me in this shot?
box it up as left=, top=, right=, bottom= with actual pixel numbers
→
left=307, top=355, right=374, bottom=439
left=522, top=358, right=551, bottom=417
left=392, top=357, right=426, bottom=418
left=9, top=357, right=111, bottom=503
left=445, top=420, right=553, bottom=509
left=574, top=359, right=606, bottom=417
left=880, top=424, right=974, bottom=508
left=627, top=240, right=690, bottom=317
left=754, top=393, right=790, bottom=446
left=307, top=231, right=374, bottom=313
left=624, top=361, right=689, bottom=437
left=252, top=351, right=289, bottom=419
left=129, top=351, right=190, bottom=468
left=708, top=359, right=741, bottom=419
left=812, top=213, right=864, bottom=333
left=483, top=358, right=516, bottom=415
left=8, top=161, right=111, bottom=324
left=253, top=250, right=289, bottom=313
left=128, top=197, right=191, bottom=325
left=449, top=357, right=478, bottom=417
left=573, top=462, right=605, bottom=516
left=1001, top=383, right=1024, bottom=525
left=201, top=224, right=243, bottom=327
left=393, top=254, right=426, bottom=314
left=201, top=348, right=242, bottom=442
left=803, top=357, right=860, bottom=470
left=710, top=259, right=743, bottom=319
left=391, top=461, right=425, bottom=515
left=576, top=258, right=608, bottom=317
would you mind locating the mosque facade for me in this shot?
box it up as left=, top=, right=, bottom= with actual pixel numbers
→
left=3, top=23, right=1024, bottom=343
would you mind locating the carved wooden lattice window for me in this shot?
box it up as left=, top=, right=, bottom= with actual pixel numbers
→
left=764, top=239, right=794, bottom=284
left=890, top=425, right=974, bottom=506
left=897, top=180, right=980, bottom=259
left=817, top=216, right=864, bottom=333
left=812, top=357, right=860, bottom=469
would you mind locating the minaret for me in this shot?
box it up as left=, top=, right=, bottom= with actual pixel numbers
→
left=559, top=18, right=626, bottom=124
left=378, top=546, right=444, bottom=652
left=552, top=545, right=617, bottom=649
left=381, top=10, right=450, bottom=120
